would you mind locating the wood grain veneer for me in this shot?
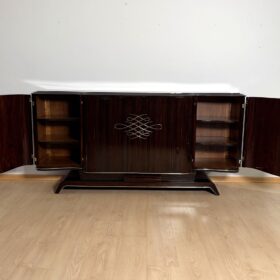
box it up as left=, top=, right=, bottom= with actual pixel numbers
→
left=84, top=96, right=195, bottom=173
left=244, top=97, right=280, bottom=176
left=0, top=95, right=32, bottom=172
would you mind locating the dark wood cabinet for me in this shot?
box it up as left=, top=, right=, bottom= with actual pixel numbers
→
left=0, top=92, right=279, bottom=195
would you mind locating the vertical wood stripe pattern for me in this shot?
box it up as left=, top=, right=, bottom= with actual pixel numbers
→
left=0, top=95, right=32, bottom=172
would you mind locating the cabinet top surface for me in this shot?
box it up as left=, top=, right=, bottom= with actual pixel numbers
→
left=32, top=91, right=244, bottom=97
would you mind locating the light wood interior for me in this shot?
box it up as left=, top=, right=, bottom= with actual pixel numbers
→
left=0, top=178, right=280, bottom=279
left=35, top=95, right=81, bottom=168
left=36, top=95, right=80, bottom=119
left=37, top=145, right=80, bottom=168
left=37, top=122, right=79, bottom=143
left=197, top=102, right=240, bottom=121
left=195, top=101, right=241, bottom=170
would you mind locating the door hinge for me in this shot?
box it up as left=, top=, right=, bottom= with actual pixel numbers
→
left=242, top=99, right=248, bottom=109
left=32, top=154, right=37, bottom=163
left=29, top=97, right=35, bottom=106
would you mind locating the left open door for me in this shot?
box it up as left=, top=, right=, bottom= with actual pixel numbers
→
left=0, top=95, right=33, bottom=172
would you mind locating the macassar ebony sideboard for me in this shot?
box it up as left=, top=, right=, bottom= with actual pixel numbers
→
left=0, top=92, right=279, bottom=195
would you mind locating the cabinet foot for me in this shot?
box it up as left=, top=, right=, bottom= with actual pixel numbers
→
left=54, top=171, right=80, bottom=194
left=194, top=171, right=220, bottom=196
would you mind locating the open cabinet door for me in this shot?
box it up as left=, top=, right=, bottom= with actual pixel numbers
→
left=0, top=95, right=33, bottom=172
left=243, top=97, right=280, bottom=176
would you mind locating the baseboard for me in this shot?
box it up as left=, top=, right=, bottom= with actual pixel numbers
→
left=0, top=174, right=280, bottom=184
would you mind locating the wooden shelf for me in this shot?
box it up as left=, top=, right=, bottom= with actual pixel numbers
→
left=38, top=136, right=79, bottom=144
left=38, top=156, right=80, bottom=169
left=196, top=136, right=237, bottom=147
left=37, top=117, right=79, bottom=122
left=195, top=157, right=238, bottom=170
left=197, top=118, right=238, bottom=125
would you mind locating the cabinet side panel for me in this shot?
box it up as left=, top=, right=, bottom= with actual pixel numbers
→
left=244, top=97, right=280, bottom=176
left=0, top=95, right=32, bottom=172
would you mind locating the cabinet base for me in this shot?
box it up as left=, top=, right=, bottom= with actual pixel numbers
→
left=54, top=171, right=219, bottom=196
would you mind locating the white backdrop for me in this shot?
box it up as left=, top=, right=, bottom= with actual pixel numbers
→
left=0, top=0, right=280, bottom=97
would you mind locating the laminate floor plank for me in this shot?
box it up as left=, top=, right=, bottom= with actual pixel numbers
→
left=0, top=180, right=279, bottom=280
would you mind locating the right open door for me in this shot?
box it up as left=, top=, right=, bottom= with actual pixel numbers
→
left=243, top=97, right=280, bottom=176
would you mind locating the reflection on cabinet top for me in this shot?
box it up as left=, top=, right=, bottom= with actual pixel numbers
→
left=32, top=91, right=245, bottom=97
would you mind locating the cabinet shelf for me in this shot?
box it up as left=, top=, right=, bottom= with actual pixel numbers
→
left=37, top=117, right=80, bottom=122
left=197, top=118, right=238, bottom=125
left=38, top=137, right=79, bottom=145
left=195, top=157, right=237, bottom=170
left=196, top=137, right=237, bottom=147
left=38, top=156, right=81, bottom=169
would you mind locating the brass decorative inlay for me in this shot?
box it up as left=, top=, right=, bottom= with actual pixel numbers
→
left=114, top=114, right=162, bottom=140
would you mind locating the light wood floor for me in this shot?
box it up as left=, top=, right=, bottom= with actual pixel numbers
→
left=0, top=179, right=280, bottom=280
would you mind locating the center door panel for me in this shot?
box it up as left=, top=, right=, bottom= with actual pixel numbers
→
left=84, top=95, right=194, bottom=173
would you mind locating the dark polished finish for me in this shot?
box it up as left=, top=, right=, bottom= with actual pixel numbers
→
left=0, top=95, right=32, bottom=172
left=84, top=96, right=194, bottom=173
left=3, top=91, right=280, bottom=195
left=54, top=170, right=219, bottom=195
left=244, top=97, right=280, bottom=176
left=36, top=92, right=248, bottom=195
left=0, top=91, right=252, bottom=195
left=194, top=171, right=220, bottom=195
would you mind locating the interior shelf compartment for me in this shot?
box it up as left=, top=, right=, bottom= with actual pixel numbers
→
left=194, top=98, right=243, bottom=170
left=37, top=122, right=80, bottom=143
left=37, top=144, right=81, bottom=169
left=34, top=94, right=81, bottom=169
left=38, top=156, right=81, bottom=168
left=196, top=101, right=241, bottom=123
left=196, top=136, right=237, bottom=147
left=35, top=95, right=80, bottom=119
left=194, top=146, right=238, bottom=170
left=195, top=157, right=237, bottom=170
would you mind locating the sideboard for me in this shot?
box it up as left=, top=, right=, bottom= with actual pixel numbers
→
left=0, top=92, right=279, bottom=195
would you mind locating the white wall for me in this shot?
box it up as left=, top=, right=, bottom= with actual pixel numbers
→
left=0, top=0, right=280, bottom=97
left=1, top=1, right=279, bottom=176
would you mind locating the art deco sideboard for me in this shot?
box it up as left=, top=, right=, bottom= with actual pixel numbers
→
left=0, top=92, right=279, bottom=195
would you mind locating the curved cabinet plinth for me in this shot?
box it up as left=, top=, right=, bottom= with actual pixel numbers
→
left=54, top=171, right=220, bottom=196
